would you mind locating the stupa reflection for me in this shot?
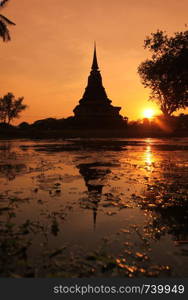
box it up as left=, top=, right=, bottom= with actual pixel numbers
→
left=77, top=162, right=111, bottom=230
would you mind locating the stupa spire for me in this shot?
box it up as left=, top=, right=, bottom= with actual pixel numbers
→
left=73, top=44, right=126, bottom=128
left=91, top=42, right=99, bottom=70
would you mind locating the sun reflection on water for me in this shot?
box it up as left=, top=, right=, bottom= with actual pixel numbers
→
left=144, top=145, right=155, bottom=171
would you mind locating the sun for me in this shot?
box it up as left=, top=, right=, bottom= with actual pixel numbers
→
left=143, top=108, right=155, bottom=119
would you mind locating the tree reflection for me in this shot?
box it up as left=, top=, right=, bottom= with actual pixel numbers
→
left=0, top=142, right=26, bottom=180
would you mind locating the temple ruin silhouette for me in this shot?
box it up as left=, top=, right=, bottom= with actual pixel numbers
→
left=73, top=44, right=127, bottom=128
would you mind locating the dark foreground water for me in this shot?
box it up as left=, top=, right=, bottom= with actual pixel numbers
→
left=0, top=138, right=188, bottom=277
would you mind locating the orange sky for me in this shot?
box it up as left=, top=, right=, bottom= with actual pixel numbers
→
left=1, top=0, right=188, bottom=124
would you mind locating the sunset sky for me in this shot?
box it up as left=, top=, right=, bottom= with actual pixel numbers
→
left=1, top=0, right=188, bottom=124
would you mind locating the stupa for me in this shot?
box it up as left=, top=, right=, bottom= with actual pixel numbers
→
left=73, top=44, right=126, bottom=128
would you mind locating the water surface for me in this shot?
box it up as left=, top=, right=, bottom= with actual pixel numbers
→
left=0, top=138, right=188, bottom=277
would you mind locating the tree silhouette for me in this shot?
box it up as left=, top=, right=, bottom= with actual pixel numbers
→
left=0, top=0, right=15, bottom=42
left=0, top=93, right=27, bottom=124
left=138, top=30, right=188, bottom=117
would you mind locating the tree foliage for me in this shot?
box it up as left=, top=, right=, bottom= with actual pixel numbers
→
left=0, top=0, right=15, bottom=42
left=0, top=93, right=27, bottom=124
left=138, top=30, right=188, bottom=116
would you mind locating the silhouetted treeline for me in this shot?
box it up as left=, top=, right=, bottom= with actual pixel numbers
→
left=1, top=114, right=188, bottom=138
left=128, top=114, right=188, bottom=137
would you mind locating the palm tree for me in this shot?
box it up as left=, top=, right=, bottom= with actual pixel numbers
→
left=0, top=0, right=15, bottom=42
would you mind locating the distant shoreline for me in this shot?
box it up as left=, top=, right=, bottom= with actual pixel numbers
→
left=1, top=128, right=188, bottom=140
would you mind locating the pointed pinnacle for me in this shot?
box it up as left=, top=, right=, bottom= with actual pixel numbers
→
left=91, top=42, right=99, bottom=70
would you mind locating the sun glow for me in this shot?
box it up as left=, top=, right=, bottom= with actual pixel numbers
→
left=143, top=108, right=155, bottom=119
